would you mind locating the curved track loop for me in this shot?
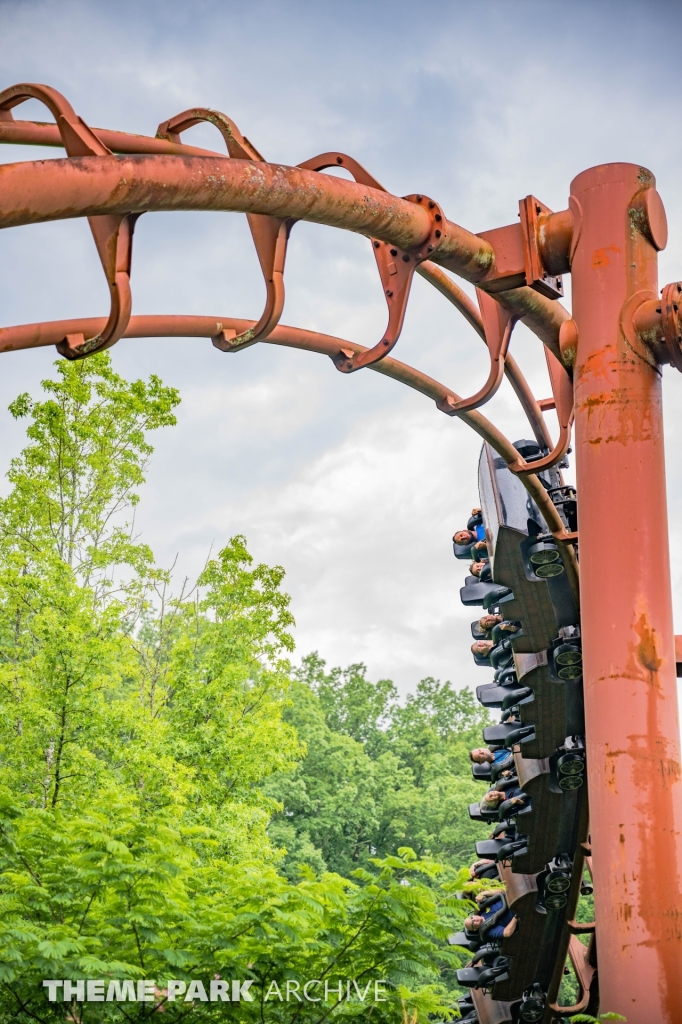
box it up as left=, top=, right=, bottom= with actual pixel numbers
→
left=0, top=84, right=588, bottom=1021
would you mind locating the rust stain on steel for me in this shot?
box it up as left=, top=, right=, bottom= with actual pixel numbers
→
left=0, top=152, right=497, bottom=285
left=591, top=244, right=621, bottom=268
left=634, top=609, right=682, bottom=1019
left=0, top=154, right=422, bottom=237
left=576, top=331, right=660, bottom=447
left=578, top=387, right=657, bottom=445
left=634, top=613, right=663, bottom=675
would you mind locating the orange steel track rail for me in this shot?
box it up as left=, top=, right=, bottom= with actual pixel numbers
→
left=1, top=83, right=682, bottom=1023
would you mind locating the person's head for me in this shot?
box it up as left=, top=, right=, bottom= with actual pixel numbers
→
left=479, top=613, right=502, bottom=632
left=454, top=529, right=475, bottom=545
left=464, top=915, right=483, bottom=932
left=470, top=747, right=494, bottom=764
left=471, top=639, right=494, bottom=657
left=481, top=790, right=505, bottom=808
left=470, top=561, right=487, bottom=578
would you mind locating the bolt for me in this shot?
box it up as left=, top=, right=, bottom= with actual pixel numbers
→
left=656, top=307, right=662, bottom=314
left=373, top=241, right=380, bottom=248
left=435, top=230, right=441, bottom=238
left=336, top=156, right=343, bottom=164
left=402, top=254, right=410, bottom=262
left=435, top=213, right=442, bottom=222
left=347, top=362, right=353, bottom=369
left=428, top=201, right=435, bottom=209
left=390, top=248, right=398, bottom=256
left=536, top=204, right=542, bottom=214
left=386, top=289, right=393, bottom=297
left=383, top=339, right=390, bottom=346
left=415, top=195, right=422, bottom=202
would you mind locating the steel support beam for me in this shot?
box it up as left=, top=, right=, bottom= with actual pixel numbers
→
left=0, top=153, right=570, bottom=351
left=572, top=163, right=682, bottom=1021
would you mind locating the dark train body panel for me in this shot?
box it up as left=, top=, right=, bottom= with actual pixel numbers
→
left=454, top=442, right=590, bottom=1022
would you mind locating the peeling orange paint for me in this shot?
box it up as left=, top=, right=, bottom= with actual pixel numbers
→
left=592, top=244, right=621, bottom=268
left=633, top=609, right=682, bottom=1019
left=634, top=612, right=664, bottom=680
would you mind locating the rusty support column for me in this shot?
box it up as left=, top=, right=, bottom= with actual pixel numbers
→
left=572, top=163, right=682, bottom=1021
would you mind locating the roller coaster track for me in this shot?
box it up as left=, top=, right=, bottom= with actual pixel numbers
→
left=1, top=83, right=681, bottom=1024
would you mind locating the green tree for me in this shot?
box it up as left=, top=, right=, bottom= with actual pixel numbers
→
left=0, top=356, right=469, bottom=1022
left=266, top=654, right=491, bottom=878
left=3, top=354, right=179, bottom=594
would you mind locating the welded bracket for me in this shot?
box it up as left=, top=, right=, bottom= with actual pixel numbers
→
left=298, top=153, right=444, bottom=371
left=476, top=196, right=565, bottom=299
left=156, top=107, right=292, bottom=352
left=519, top=195, right=565, bottom=300
left=0, top=82, right=136, bottom=359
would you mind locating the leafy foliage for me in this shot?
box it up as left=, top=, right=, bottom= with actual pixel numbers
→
left=570, top=1015, right=626, bottom=1023
left=266, top=654, right=491, bottom=878
left=4, top=355, right=179, bottom=593
left=0, top=356, right=473, bottom=1022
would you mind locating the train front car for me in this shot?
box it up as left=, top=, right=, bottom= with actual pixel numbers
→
left=451, top=441, right=595, bottom=1024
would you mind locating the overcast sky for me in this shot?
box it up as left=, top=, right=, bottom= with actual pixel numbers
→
left=1, top=0, right=681, bottom=695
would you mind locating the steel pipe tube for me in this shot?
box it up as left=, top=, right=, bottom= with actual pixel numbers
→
left=0, top=152, right=572, bottom=354
left=571, top=163, right=682, bottom=1022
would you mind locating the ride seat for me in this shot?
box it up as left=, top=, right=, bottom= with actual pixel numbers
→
left=449, top=931, right=480, bottom=951
left=503, top=724, right=535, bottom=749
left=476, top=683, right=531, bottom=709
left=456, top=957, right=511, bottom=989
left=476, top=837, right=528, bottom=861
left=460, top=579, right=513, bottom=608
left=483, top=722, right=522, bottom=744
